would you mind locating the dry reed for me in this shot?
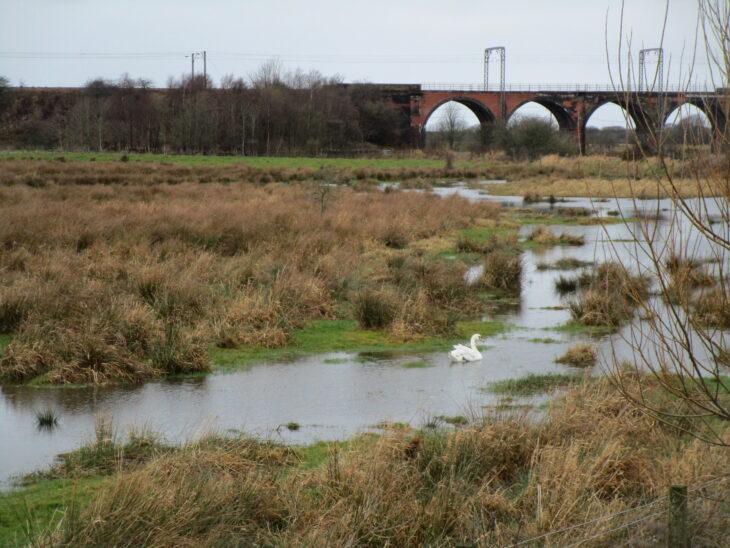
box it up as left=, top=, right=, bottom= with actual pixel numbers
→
left=0, top=161, right=501, bottom=383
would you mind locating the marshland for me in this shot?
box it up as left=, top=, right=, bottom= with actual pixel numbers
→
left=0, top=147, right=728, bottom=546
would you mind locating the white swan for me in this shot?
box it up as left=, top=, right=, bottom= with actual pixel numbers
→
left=449, top=334, right=484, bottom=362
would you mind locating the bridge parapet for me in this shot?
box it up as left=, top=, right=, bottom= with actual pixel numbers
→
left=422, top=83, right=714, bottom=93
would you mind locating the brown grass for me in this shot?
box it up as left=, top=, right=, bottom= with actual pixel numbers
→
left=568, top=262, right=650, bottom=328
left=526, top=225, right=585, bottom=246
left=0, top=160, right=501, bottom=384
left=39, top=379, right=730, bottom=547
left=479, top=251, right=523, bottom=295
left=555, top=343, right=598, bottom=367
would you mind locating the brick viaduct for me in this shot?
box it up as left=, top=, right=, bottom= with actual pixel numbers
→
left=355, top=84, right=728, bottom=153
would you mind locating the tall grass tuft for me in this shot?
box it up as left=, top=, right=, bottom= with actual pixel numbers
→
left=568, top=262, right=649, bottom=328
left=35, top=409, right=58, bottom=429
left=555, top=343, right=597, bottom=367
left=352, top=288, right=398, bottom=329
left=526, top=225, right=585, bottom=246
left=479, top=252, right=523, bottom=295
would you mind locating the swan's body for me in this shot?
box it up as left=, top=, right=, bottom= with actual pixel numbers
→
left=449, top=334, right=483, bottom=362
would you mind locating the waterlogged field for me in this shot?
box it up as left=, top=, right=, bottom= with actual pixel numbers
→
left=0, top=155, right=728, bottom=546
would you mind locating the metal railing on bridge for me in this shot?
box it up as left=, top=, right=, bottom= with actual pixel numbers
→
left=421, top=83, right=713, bottom=93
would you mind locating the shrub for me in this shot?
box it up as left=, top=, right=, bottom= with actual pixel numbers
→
left=352, top=288, right=398, bottom=329
left=499, top=116, right=575, bottom=160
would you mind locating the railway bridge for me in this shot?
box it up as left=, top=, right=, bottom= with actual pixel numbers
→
left=360, top=84, right=728, bottom=153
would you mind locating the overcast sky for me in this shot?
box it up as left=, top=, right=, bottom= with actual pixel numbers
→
left=0, top=1, right=717, bottom=127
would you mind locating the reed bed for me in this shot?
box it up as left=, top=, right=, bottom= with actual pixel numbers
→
left=35, top=378, right=730, bottom=547
left=0, top=163, right=500, bottom=384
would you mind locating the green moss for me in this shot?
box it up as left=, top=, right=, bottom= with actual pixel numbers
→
left=0, top=476, right=106, bottom=546
left=211, top=319, right=512, bottom=370
left=484, top=373, right=585, bottom=396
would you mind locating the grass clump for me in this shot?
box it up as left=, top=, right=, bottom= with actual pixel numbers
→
left=45, top=419, right=173, bottom=479
left=694, top=289, right=730, bottom=329
left=0, top=334, right=10, bottom=358
left=401, top=361, right=433, bottom=369
left=567, top=262, right=649, bottom=328
left=553, top=271, right=593, bottom=295
left=35, top=409, right=59, bottom=429
left=663, top=253, right=716, bottom=305
left=525, top=226, right=585, bottom=246
left=478, top=252, right=523, bottom=295
left=436, top=414, right=469, bottom=426
left=522, top=191, right=543, bottom=203
left=485, top=373, right=584, bottom=395
left=555, top=343, right=597, bottom=367
left=352, top=288, right=398, bottom=329
left=537, top=257, right=593, bottom=271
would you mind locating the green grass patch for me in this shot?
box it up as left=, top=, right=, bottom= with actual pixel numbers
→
left=211, top=319, right=512, bottom=370
left=514, top=215, right=626, bottom=226
left=0, top=150, right=492, bottom=170
left=484, top=373, right=585, bottom=396
left=401, top=361, right=433, bottom=369
left=323, top=357, right=349, bottom=364
left=0, top=334, right=10, bottom=358
left=458, top=226, right=513, bottom=242
left=547, top=323, right=615, bottom=335
left=431, top=249, right=481, bottom=261
left=296, top=440, right=357, bottom=470
left=436, top=415, right=469, bottom=426
left=0, top=476, right=106, bottom=547
left=527, top=337, right=561, bottom=344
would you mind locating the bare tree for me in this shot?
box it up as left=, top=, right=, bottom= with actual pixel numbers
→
left=437, top=102, right=466, bottom=149
left=609, top=0, right=730, bottom=445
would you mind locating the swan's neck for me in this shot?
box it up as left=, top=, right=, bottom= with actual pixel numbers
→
left=470, top=336, right=479, bottom=351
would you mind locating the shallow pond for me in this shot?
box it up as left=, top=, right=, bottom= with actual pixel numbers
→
left=1, top=188, right=726, bottom=487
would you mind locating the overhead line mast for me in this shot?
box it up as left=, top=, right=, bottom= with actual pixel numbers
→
left=484, top=47, right=506, bottom=119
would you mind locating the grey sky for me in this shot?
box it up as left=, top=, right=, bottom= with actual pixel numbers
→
left=0, top=1, right=716, bottom=127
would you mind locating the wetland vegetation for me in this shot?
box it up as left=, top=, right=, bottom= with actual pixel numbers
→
left=0, top=147, right=728, bottom=545
left=2, top=378, right=727, bottom=547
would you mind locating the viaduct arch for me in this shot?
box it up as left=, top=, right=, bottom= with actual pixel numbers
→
left=359, top=84, right=728, bottom=153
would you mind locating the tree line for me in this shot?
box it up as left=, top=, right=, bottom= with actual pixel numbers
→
left=0, top=63, right=407, bottom=155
